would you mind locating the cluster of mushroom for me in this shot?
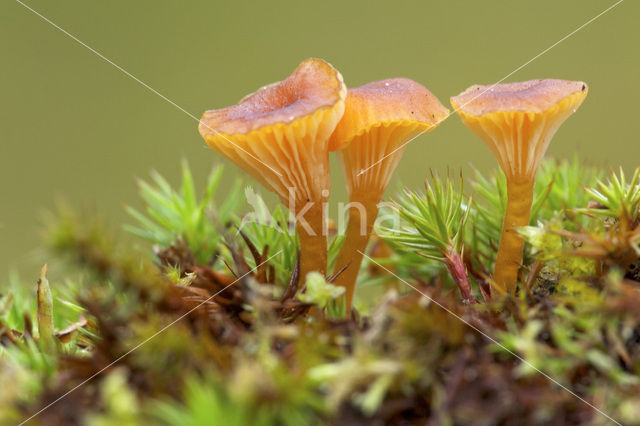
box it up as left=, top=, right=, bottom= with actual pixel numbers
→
left=199, top=58, right=588, bottom=311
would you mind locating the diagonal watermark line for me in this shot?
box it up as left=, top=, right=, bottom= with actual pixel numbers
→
left=19, top=250, right=282, bottom=425
left=359, top=251, right=622, bottom=425
left=14, top=0, right=283, bottom=178
left=357, top=0, right=625, bottom=178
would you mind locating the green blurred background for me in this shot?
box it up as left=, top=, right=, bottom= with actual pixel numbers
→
left=1, top=0, right=638, bottom=282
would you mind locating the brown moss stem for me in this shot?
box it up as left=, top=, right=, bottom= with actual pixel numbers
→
left=445, top=249, right=474, bottom=303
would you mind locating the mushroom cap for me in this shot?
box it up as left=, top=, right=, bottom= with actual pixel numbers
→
left=451, top=79, right=588, bottom=180
left=451, top=79, right=587, bottom=116
left=329, top=78, right=449, bottom=151
left=330, top=78, right=449, bottom=196
left=198, top=58, right=346, bottom=204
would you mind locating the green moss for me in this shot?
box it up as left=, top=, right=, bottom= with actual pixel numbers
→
left=2, top=158, right=640, bottom=425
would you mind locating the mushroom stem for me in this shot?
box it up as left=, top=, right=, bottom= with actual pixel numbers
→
left=493, top=178, right=534, bottom=295
left=333, top=192, right=380, bottom=313
left=297, top=198, right=328, bottom=281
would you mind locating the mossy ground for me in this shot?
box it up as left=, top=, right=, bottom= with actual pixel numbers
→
left=1, top=159, right=639, bottom=425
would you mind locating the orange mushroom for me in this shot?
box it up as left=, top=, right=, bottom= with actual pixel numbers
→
left=451, top=79, right=588, bottom=295
left=329, top=78, right=449, bottom=311
left=199, top=58, right=346, bottom=279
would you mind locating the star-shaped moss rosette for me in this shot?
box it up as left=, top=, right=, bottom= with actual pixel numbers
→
left=379, top=173, right=474, bottom=302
